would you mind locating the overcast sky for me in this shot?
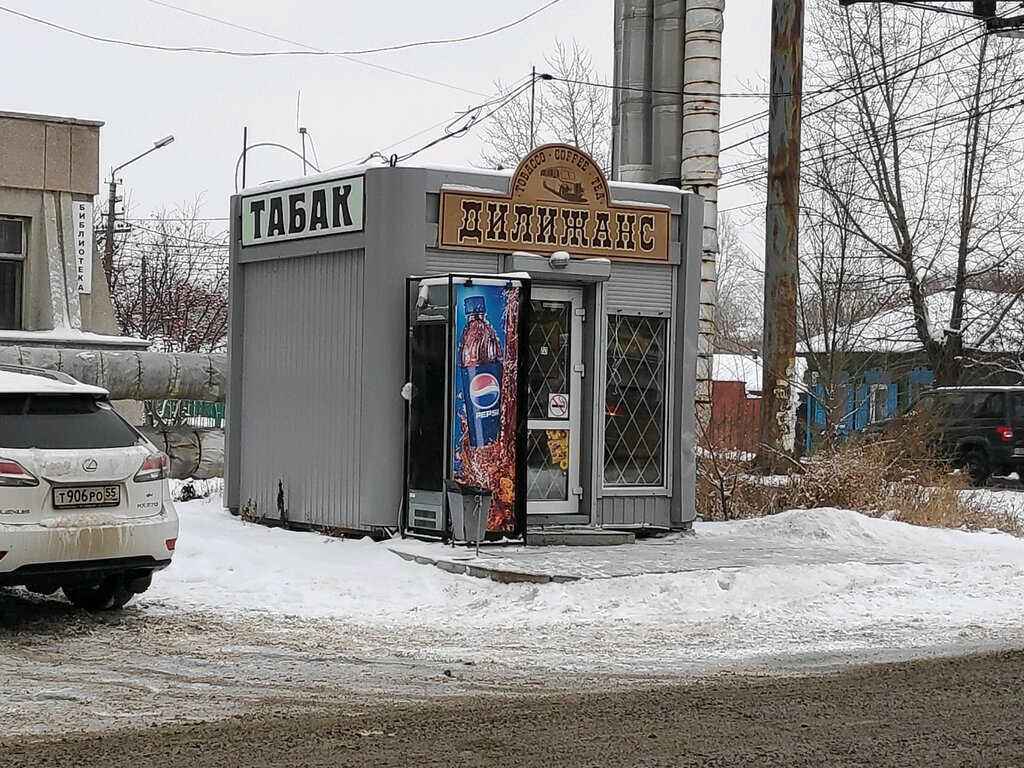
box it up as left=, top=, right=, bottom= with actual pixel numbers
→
left=0, top=0, right=769, bottom=248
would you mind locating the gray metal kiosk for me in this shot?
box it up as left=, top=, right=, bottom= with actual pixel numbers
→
left=226, top=144, right=702, bottom=536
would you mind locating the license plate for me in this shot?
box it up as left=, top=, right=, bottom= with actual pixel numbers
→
left=53, top=485, right=121, bottom=509
left=1014, top=448, right=1024, bottom=457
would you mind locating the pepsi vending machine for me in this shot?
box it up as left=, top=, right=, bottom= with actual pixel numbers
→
left=403, top=274, right=529, bottom=540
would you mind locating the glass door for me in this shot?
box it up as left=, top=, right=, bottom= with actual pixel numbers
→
left=526, top=287, right=583, bottom=516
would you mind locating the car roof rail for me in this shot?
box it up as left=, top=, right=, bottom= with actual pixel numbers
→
left=0, top=363, right=81, bottom=386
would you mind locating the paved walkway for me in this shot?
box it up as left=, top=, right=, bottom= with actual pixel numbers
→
left=387, top=533, right=920, bottom=583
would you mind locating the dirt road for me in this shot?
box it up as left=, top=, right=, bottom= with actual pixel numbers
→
left=4, top=650, right=1024, bottom=768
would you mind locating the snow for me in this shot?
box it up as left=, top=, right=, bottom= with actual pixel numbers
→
left=144, top=494, right=1024, bottom=671
left=804, top=289, right=1024, bottom=354
left=0, top=368, right=107, bottom=395
left=713, top=353, right=762, bottom=395
left=238, top=164, right=376, bottom=197
left=0, top=328, right=149, bottom=349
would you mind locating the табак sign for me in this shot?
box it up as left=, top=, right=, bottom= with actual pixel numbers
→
left=241, top=176, right=365, bottom=247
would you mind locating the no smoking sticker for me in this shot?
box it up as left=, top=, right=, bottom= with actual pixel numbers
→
left=548, top=393, right=569, bottom=419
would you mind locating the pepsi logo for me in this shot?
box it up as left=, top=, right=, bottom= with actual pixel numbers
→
left=469, top=373, right=501, bottom=410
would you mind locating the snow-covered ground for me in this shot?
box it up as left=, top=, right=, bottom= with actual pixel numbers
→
left=141, top=491, right=1024, bottom=674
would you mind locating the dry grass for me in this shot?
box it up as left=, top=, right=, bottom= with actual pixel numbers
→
left=697, top=412, right=1022, bottom=535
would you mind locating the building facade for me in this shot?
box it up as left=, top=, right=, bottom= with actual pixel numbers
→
left=0, top=110, right=123, bottom=345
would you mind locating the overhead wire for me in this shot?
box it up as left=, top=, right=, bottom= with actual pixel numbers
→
left=140, top=0, right=564, bottom=55
left=347, top=74, right=536, bottom=168
left=719, top=25, right=991, bottom=156
left=720, top=81, right=1024, bottom=191
left=0, top=1, right=558, bottom=100
left=720, top=75, right=1016, bottom=180
left=718, top=8, right=1010, bottom=149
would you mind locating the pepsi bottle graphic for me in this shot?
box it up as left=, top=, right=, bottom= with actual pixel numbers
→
left=459, top=295, right=503, bottom=447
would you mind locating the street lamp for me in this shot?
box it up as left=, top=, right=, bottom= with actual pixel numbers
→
left=103, top=135, right=175, bottom=285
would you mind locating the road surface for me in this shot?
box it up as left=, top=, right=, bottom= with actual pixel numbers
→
left=4, top=649, right=1024, bottom=767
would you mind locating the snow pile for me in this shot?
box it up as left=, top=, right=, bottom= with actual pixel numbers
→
left=144, top=496, right=1024, bottom=670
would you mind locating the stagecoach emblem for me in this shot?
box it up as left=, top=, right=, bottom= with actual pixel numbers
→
left=82, top=458, right=98, bottom=473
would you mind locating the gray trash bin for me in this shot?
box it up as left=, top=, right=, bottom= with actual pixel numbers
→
left=445, top=479, right=491, bottom=550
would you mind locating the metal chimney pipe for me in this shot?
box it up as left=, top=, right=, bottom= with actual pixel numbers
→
left=652, top=0, right=684, bottom=186
left=612, top=0, right=625, bottom=180
left=616, top=0, right=654, bottom=183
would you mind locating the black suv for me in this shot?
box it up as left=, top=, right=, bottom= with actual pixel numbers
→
left=909, top=387, right=1024, bottom=486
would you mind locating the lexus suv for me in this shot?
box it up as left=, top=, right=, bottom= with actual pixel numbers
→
left=0, top=365, right=178, bottom=610
left=910, top=386, right=1024, bottom=486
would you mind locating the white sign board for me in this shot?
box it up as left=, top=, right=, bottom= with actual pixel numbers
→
left=548, top=393, right=569, bottom=419
left=72, top=200, right=93, bottom=294
left=241, top=176, right=365, bottom=247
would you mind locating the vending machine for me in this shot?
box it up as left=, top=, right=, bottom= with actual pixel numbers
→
left=403, top=274, right=529, bottom=540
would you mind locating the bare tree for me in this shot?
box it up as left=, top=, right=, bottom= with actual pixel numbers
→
left=798, top=161, right=904, bottom=443
left=109, top=201, right=229, bottom=355
left=107, top=201, right=229, bottom=427
left=481, top=40, right=611, bottom=171
left=715, top=215, right=763, bottom=350
left=803, top=2, right=1024, bottom=385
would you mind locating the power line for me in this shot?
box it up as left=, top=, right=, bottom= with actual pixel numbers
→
left=0, top=4, right=485, bottom=98
left=0, top=1, right=561, bottom=67
left=720, top=75, right=1016, bottom=179
left=719, top=94, right=1024, bottom=193
left=342, top=75, right=537, bottom=169
left=719, top=24, right=991, bottom=157
left=143, top=0, right=563, bottom=55
left=547, top=75, right=802, bottom=99
left=719, top=16, right=998, bottom=151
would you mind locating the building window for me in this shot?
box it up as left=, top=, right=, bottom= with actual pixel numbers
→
left=604, top=315, right=667, bottom=487
left=869, top=383, right=889, bottom=423
left=0, top=219, right=25, bottom=331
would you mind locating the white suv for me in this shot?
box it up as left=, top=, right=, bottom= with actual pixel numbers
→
left=0, top=365, right=178, bottom=610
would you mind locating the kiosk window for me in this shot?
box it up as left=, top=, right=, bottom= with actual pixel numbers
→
left=604, top=315, right=667, bottom=487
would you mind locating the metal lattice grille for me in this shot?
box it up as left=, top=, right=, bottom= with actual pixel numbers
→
left=526, top=429, right=569, bottom=500
left=604, top=315, right=667, bottom=486
left=527, top=301, right=570, bottom=420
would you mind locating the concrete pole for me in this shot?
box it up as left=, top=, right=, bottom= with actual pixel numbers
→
left=103, top=179, right=117, bottom=287
left=681, top=0, right=724, bottom=426
left=759, top=0, right=803, bottom=466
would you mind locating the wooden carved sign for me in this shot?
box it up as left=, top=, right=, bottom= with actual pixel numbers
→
left=439, top=144, right=671, bottom=262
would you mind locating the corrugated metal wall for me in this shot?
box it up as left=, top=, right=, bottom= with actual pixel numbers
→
left=595, top=496, right=672, bottom=527
left=424, top=249, right=499, bottom=275
left=238, top=250, right=364, bottom=528
left=605, top=262, right=674, bottom=313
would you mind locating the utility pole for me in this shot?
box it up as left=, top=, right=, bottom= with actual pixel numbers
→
left=103, top=135, right=175, bottom=291
left=103, top=178, right=118, bottom=286
left=759, top=0, right=804, bottom=467
left=529, top=65, right=537, bottom=150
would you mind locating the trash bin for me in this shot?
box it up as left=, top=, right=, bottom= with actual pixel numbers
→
left=444, top=479, right=491, bottom=548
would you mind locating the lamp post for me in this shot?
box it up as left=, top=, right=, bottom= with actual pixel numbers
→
left=103, top=135, right=175, bottom=286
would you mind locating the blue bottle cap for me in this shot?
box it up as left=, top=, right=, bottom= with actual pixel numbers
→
left=464, top=296, right=486, bottom=315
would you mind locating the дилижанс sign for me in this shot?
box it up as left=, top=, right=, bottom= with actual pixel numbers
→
left=241, top=176, right=364, bottom=246
left=439, top=144, right=671, bottom=262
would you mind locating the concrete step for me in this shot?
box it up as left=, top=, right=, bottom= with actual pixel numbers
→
left=526, top=528, right=635, bottom=547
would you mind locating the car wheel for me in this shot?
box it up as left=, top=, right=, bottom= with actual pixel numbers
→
left=963, top=450, right=991, bottom=487
left=64, top=579, right=135, bottom=611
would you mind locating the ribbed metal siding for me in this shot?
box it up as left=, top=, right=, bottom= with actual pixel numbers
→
left=425, top=249, right=499, bottom=275
left=605, top=262, right=674, bottom=313
left=239, top=250, right=364, bottom=528
left=596, top=496, right=671, bottom=527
